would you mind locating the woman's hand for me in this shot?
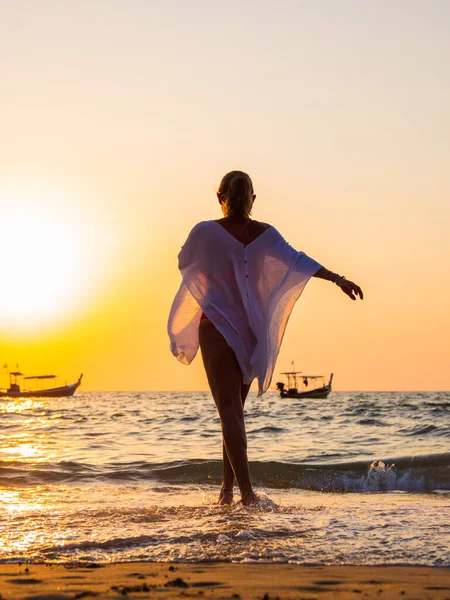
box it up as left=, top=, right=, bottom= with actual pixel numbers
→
left=312, top=267, right=364, bottom=300
left=336, top=277, right=363, bottom=301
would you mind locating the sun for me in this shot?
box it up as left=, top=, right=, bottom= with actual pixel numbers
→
left=0, top=182, right=114, bottom=332
left=0, top=212, right=79, bottom=316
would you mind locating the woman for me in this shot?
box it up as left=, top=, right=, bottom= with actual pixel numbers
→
left=168, top=170, right=363, bottom=506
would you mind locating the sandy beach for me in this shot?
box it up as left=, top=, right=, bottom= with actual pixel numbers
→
left=0, top=563, right=449, bottom=600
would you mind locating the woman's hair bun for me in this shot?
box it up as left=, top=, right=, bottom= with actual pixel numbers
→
left=218, top=171, right=254, bottom=219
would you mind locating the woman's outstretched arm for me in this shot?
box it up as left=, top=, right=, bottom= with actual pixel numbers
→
left=313, top=266, right=364, bottom=301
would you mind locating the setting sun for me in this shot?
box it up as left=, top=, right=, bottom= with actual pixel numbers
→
left=1, top=212, right=79, bottom=316
left=0, top=183, right=118, bottom=334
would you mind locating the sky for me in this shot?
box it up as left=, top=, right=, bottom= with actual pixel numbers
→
left=1, top=0, right=449, bottom=391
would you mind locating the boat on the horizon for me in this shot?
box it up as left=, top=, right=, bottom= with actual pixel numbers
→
left=0, top=371, right=83, bottom=398
left=276, top=369, right=333, bottom=399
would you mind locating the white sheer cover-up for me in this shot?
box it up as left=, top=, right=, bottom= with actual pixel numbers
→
left=168, top=221, right=322, bottom=396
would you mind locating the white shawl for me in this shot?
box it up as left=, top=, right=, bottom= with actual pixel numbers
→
left=168, top=221, right=321, bottom=396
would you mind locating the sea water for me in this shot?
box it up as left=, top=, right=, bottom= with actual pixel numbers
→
left=1, top=391, right=449, bottom=565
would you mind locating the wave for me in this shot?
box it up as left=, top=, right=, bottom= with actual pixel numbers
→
left=358, top=419, right=388, bottom=426
left=1, top=452, right=450, bottom=492
left=404, top=424, right=439, bottom=436
left=248, top=426, right=286, bottom=434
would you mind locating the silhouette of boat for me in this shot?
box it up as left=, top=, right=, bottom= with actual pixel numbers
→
left=0, top=372, right=83, bottom=398
left=276, top=369, right=333, bottom=399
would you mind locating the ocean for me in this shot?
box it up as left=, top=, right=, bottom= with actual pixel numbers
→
left=1, top=391, right=449, bottom=565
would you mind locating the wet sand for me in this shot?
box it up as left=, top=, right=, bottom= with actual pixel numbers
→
left=0, top=563, right=449, bottom=600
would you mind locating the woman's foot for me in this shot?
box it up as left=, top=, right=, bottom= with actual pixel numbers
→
left=241, top=490, right=257, bottom=506
left=218, top=486, right=233, bottom=505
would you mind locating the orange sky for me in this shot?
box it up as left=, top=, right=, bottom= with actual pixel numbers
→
left=1, top=1, right=449, bottom=391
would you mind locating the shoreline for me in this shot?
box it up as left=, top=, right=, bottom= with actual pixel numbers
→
left=0, top=563, right=449, bottom=600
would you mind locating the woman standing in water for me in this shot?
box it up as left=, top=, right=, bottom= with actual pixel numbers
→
left=168, top=171, right=363, bottom=505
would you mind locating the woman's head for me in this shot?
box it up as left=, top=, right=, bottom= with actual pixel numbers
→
left=217, top=171, right=255, bottom=219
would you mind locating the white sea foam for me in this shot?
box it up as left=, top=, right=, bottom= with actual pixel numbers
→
left=235, top=530, right=255, bottom=539
left=1, top=482, right=449, bottom=565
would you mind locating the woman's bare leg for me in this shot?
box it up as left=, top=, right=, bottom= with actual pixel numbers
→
left=199, top=319, right=256, bottom=505
left=219, top=383, right=250, bottom=504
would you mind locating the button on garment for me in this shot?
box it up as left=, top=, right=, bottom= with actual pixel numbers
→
left=167, top=221, right=322, bottom=396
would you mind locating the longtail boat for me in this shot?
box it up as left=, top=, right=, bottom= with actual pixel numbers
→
left=0, top=371, right=83, bottom=398
left=276, top=369, right=333, bottom=399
